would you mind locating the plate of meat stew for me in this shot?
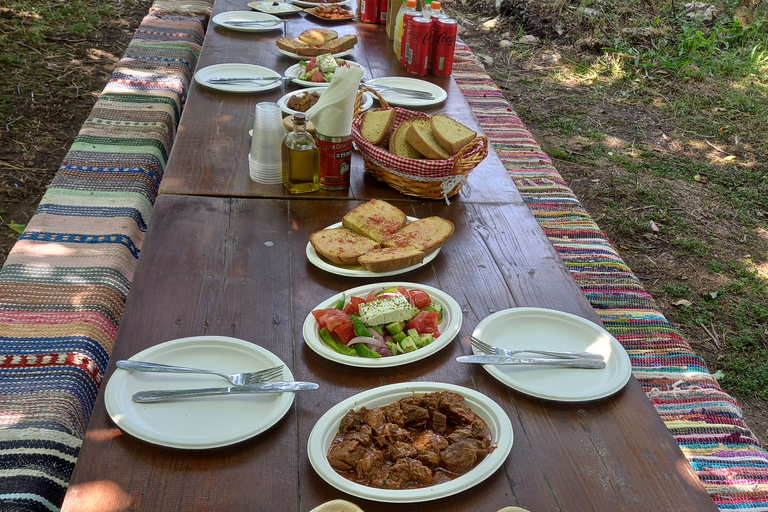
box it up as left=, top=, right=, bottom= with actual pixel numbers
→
left=307, top=382, right=513, bottom=502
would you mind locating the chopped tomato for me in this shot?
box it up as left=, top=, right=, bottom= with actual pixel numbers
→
left=408, top=289, right=431, bottom=309
left=397, top=286, right=410, bottom=299
left=343, top=296, right=367, bottom=315
left=312, top=308, right=355, bottom=343
left=407, top=311, right=440, bottom=335
left=333, top=322, right=356, bottom=344
left=365, top=291, right=378, bottom=302
left=309, top=70, right=325, bottom=83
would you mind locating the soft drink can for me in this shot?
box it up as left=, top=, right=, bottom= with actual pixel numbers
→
left=431, top=17, right=457, bottom=76
left=428, top=13, right=450, bottom=70
left=378, top=0, right=388, bottom=23
left=400, top=12, right=421, bottom=67
left=359, top=0, right=378, bottom=23
left=316, top=132, right=352, bottom=189
left=406, top=17, right=432, bottom=76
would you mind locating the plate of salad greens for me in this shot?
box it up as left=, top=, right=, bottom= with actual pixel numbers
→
left=284, top=56, right=365, bottom=87
left=302, top=282, right=461, bottom=368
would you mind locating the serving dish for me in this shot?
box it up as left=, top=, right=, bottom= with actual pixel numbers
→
left=194, top=63, right=283, bottom=93
left=304, top=5, right=355, bottom=21
left=284, top=60, right=365, bottom=87
left=307, top=382, right=513, bottom=502
left=277, top=87, right=373, bottom=116
left=248, top=0, right=303, bottom=14
left=211, top=11, right=284, bottom=32
left=290, top=0, right=352, bottom=7
left=105, top=336, right=294, bottom=449
left=302, top=282, right=461, bottom=368
left=472, top=308, right=632, bottom=401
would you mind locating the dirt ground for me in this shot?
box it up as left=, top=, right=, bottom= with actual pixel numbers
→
left=1, top=0, right=766, bottom=444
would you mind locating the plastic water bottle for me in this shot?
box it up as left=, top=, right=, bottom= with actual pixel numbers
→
left=397, top=0, right=420, bottom=66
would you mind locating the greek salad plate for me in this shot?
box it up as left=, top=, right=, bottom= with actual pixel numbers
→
left=307, top=382, right=513, bottom=502
left=303, top=282, right=461, bottom=368
left=277, top=46, right=354, bottom=60
left=105, top=336, right=295, bottom=449
left=211, top=11, right=284, bottom=32
left=306, top=217, right=440, bottom=278
left=284, top=59, right=365, bottom=87
left=473, top=308, right=632, bottom=401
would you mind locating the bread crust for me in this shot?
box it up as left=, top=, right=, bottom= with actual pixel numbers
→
left=388, top=119, right=423, bottom=159
left=342, top=199, right=407, bottom=243
left=430, top=114, right=477, bottom=155
left=298, top=28, right=337, bottom=46
left=358, top=247, right=426, bottom=272
left=360, top=108, right=396, bottom=145
left=405, top=119, right=450, bottom=159
left=382, top=217, right=455, bottom=255
left=309, top=228, right=380, bottom=265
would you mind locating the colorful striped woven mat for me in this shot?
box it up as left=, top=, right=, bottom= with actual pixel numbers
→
left=451, top=39, right=768, bottom=510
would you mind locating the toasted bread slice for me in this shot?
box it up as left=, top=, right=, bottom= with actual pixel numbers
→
left=405, top=118, right=450, bottom=160
left=430, top=114, right=477, bottom=155
left=298, top=28, right=337, bottom=46
left=276, top=37, right=310, bottom=54
left=389, top=119, right=423, bottom=159
left=309, top=228, right=380, bottom=265
left=342, top=199, right=407, bottom=243
left=360, top=108, right=396, bottom=145
left=382, top=216, right=455, bottom=255
left=358, top=247, right=426, bottom=272
left=295, top=34, right=358, bottom=57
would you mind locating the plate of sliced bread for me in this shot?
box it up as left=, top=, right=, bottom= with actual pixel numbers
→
left=277, top=28, right=357, bottom=59
left=307, top=199, right=454, bottom=277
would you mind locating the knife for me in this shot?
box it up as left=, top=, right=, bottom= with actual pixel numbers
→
left=222, top=20, right=285, bottom=25
left=132, top=381, right=319, bottom=403
left=457, top=355, right=606, bottom=369
left=207, top=77, right=288, bottom=84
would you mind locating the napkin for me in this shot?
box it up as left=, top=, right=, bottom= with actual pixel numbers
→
left=306, top=65, right=364, bottom=137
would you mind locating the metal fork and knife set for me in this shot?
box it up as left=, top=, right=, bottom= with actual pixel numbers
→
left=119, top=337, right=603, bottom=403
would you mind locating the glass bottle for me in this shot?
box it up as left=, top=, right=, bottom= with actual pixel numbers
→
left=282, top=113, right=319, bottom=194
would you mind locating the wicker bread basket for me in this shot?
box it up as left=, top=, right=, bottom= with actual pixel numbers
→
left=352, top=88, right=488, bottom=200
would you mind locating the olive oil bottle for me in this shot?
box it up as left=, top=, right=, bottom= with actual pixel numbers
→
left=282, top=113, right=319, bottom=194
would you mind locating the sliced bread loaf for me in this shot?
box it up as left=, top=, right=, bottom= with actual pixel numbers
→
left=342, top=199, right=408, bottom=243
left=405, top=118, right=450, bottom=160
left=382, top=216, right=455, bottom=254
left=360, top=108, right=396, bottom=145
left=358, top=247, right=426, bottom=272
left=430, top=114, right=477, bottom=155
left=309, top=228, right=380, bottom=265
left=389, top=119, right=423, bottom=159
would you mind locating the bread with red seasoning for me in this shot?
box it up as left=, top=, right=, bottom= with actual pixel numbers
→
left=342, top=199, right=407, bottom=243
left=358, top=247, right=425, bottom=272
left=382, top=216, right=455, bottom=255
left=309, top=228, right=380, bottom=265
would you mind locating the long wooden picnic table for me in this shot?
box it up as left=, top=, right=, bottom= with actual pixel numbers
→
left=60, top=1, right=719, bottom=510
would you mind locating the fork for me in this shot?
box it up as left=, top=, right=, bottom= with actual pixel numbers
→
left=362, top=82, right=435, bottom=99
left=207, top=76, right=290, bottom=84
left=115, top=360, right=285, bottom=386
left=469, top=335, right=604, bottom=361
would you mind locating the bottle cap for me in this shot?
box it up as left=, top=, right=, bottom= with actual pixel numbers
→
left=406, top=0, right=417, bottom=7
left=431, top=0, right=440, bottom=8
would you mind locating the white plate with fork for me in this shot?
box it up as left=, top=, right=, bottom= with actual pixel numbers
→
left=105, top=335, right=294, bottom=449
left=365, top=77, right=447, bottom=107
left=212, top=11, right=284, bottom=32
left=472, top=308, right=631, bottom=402
left=194, top=63, right=283, bottom=93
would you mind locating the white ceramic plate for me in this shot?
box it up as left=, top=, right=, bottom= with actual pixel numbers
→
left=284, top=60, right=365, bottom=88
left=366, top=77, right=447, bottom=107
left=194, top=64, right=283, bottom=93
left=303, top=282, right=462, bottom=368
left=248, top=1, right=303, bottom=15
left=290, top=0, right=352, bottom=7
left=277, top=87, right=373, bottom=116
left=303, top=6, right=356, bottom=21
left=306, top=217, right=441, bottom=277
left=473, top=308, right=632, bottom=402
left=104, top=336, right=295, bottom=449
left=211, top=11, right=284, bottom=32
left=278, top=46, right=354, bottom=60
left=308, top=382, right=513, bottom=502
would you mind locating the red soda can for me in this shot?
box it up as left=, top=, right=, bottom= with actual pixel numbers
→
left=431, top=17, right=457, bottom=76
left=400, top=12, right=421, bottom=67
left=378, top=0, right=388, bottom=23
left=359, top=0, right=378, bottom=23
left=428, top=13, right=450, bottom=71
left=406, top=17, right=432, bottom=76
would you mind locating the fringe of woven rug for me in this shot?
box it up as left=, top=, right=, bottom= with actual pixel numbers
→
left=451, top=39, right=768, bottom=510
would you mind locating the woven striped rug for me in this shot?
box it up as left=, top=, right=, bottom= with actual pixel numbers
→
left=451, top=39, right=768, bottom=510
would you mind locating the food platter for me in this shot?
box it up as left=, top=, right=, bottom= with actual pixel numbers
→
left=284, top=60, right=365, bottom=87
left=248, top=0, right=303, bottom=15
left=307, top=382, right=513, bottom=502
left=472, top=308, right=632, bottom=401
left=289, top=0, right=352, bottom=7
left=211, top=11, right=284, bottom=32
left=277, top=46, right=354, bottom=60
left=302, top=282, right=462, bottom=368
left=194, top=63, right=283, bottom=93
left=366, top=77, right=447, bottom=107
left=305, top=217, right=441, bottom=277
left=303, top=6, right=355, bottom=21
left=277, top=87, right=372, bottom=116
left=104, top=336, right=295, bottom=449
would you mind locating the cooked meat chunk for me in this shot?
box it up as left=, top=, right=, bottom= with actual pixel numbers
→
left=438, top=391, right=475, bottom=424
left=356, top=450, right=386, bottom=483
left=381, top=458, right=433, bottom=489
left=339, top=407, right=367, bottom=434
left=384, top=401, right=406, bottom=426
left=388, top=440, right=418, bottom=460
left=347, top=424, right=373, bottom=447
left=401, top=401, right=429, bottom=428
left=428, top=409, right=447, bottom=434
left=440, top=440, right=477, bottom=474
left=364, top=407, right=387, bottom=432
left=328, top=438, right=368, bottom=471
left=412, top=432, right=447, bottom=469
left=376, top=423, right=411, bottom=448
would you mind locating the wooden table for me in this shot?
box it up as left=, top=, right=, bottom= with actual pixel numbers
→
left=60, top=2, right=719, bottom=511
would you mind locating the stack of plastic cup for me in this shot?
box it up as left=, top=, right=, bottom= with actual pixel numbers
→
left=249, top=102, right=284, bottom=184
